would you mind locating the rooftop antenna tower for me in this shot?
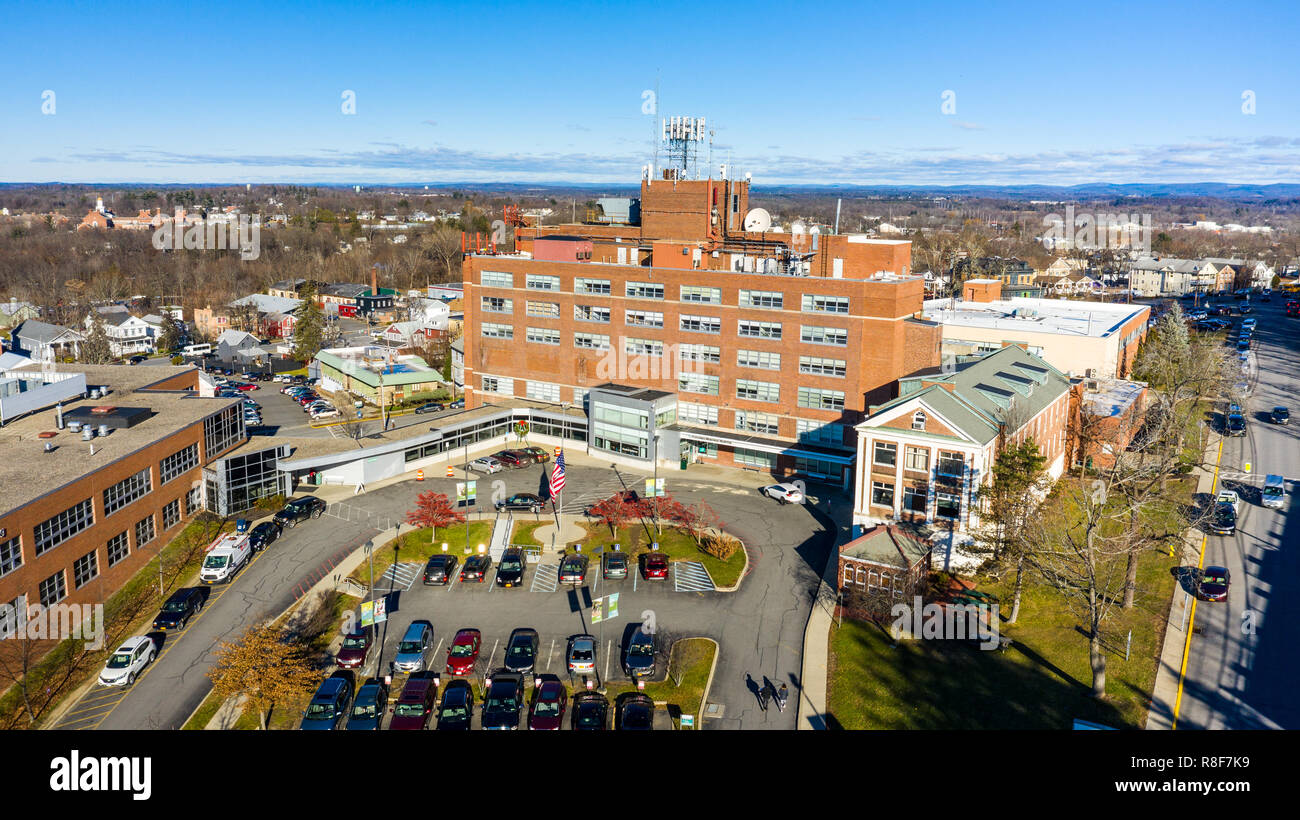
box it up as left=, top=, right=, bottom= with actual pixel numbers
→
left=661, top=115, right=706, bottom=181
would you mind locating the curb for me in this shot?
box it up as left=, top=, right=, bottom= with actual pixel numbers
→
left=709, top=543, right=750, bottom=593
left=694, top=637, right=720, bottom=730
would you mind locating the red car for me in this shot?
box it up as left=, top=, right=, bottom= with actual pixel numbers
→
left=335, top=626, right=374, bottom=669
left=528, top=679, right=568, bottom=730
left=641, top=552, right=669, bottom=580
left=445, top=628, right=481, bottom=676
left=389, top=674, right=438, bottom=730
left=235, top=382, right=259, bottom=391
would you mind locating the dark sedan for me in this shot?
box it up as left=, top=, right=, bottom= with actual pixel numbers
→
left=571, top=692, right=609, bottom=730
left=504, top=628, right=539, bottom=674
left=414, top=401, right=445, bottom=414
left=623, top=627, right=656, bottom=679
left=435, top=679, right=474, bottom=730
left=1207, top=502, right=1237, bottom=535
left=423, top=554, right=459, bottom=585
left=1272, top=406, right=1290, bottom=425
left=495, top=547, right=527, bottom=587
left=493, top=450, right=532, bottom=468
left=248, top=521, right=281, bottom=551
left=558, top=553, right=589, bottom=585
left=528, top=679, right=567, bottom=731
left=344, top=678, right=388, bottom=731
left=460, top=554, right=492, bottom=583
left=482, top=670, right=525, bottom=730
left=495, top=493, right=545, bottom=513
left=615, top=693, right=655, bottom=730
left=1198, top=566, right=1231, bottom=602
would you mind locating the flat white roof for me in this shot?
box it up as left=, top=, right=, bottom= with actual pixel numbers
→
left=922, top=297, right=1147, bottom=339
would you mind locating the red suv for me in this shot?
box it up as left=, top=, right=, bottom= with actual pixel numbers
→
left=389, top=674, right=438, bottom=730
left=335, top=626, right=374, bottom=669
left=641, top=552, right=669, bottom=580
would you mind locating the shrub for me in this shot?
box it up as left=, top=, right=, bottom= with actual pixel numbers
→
left=700, top=532, right=742, bottom=561
left=170, top=355, right=184, bottom=365
left=254, top=494, right=286, bottom=512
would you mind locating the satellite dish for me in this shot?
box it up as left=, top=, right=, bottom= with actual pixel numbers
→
left=809, top=225, right=821, bottom=235
left=743, top=208, right=771, bottom=232
left=791, top=220, right=806, bottom=236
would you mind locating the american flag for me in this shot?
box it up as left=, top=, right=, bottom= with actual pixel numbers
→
left=549, top=450, right=566, bottom=498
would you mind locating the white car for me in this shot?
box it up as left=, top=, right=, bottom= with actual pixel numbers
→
left=762, top=483, right=805, bottom=504
left=471, top=456, right=503, bottom=474
left=98, top=636, right=156, bottom=686
left=1216, top=490, right=1241, bottom=515
left=311, top=408, right=340, bottom=419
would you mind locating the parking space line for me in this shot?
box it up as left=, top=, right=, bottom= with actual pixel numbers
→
left=604, top=641, right=612, bottom=683
left=485, top=639, right=499, bottom=670
left=545, top=638, right=556, bottom=672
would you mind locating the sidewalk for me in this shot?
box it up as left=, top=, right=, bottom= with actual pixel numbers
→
left=797, top=496, right=854, bottom=730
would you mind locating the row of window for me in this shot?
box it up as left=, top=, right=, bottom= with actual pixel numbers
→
left=481, top=272, right=854, bottom=314
left=869, top=481, right=962, bottom=519
left=872, top=441, right=966, bottom=475
left=482, top=316, right=848, bottom=347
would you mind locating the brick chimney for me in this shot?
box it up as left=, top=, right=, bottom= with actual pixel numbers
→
left=962, top=278, right=1002, bottom=303
left=371, top=265, right=378, bottom=296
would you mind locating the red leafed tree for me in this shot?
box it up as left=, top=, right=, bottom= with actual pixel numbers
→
left=587, top=492, right=637, bottom=538
left=405, top=491, right=465, bottom=541
left=676, top=501, right=725, bottom=546
left=636, top=492, right=688, bottom=535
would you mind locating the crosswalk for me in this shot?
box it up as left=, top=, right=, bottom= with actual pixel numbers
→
left=673, top=561, right=715, bottom=592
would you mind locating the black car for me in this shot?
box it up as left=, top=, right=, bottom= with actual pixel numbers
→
left=248, top=521, right=282, bottom=551
left=345, top=678, right=389, bottom=731
left=504, top=628, right=540, bottom=674
left=1198, top=566, right=1231, bottom=602
left=622, top=626, right=656, bottom=679
left=435, top=679, right=474, bottom=730
left=1225, top=413, right=1246, bottom=436
left=449, top=398, right=465, bottom=409
left=273, top=496, right=327, bottom=528
left=423, top=554, right=459, bottom=585
left=495, top=493, right=544, bottom=513
left=558, top=553, right=589, bottom=585
left=481, top=670, right=525, bottom=730
left=460, top=554, right=492, bottom=583
left=571, top=692, right=609, bottom=730
left=128, top=355, right=147, bottom=365
left=495, top=547, right=527, bottom=587
left=414, top=401, right=445, bottom=414
left=300, top=671, right=355, bottom=731
left=152, top=587, right=205, bottom=631
left=1272, top=406, right=1290, bottom=425
left=615, top=693, right=655, bottom=730
left=1208, top=502, right=1237, bottom=535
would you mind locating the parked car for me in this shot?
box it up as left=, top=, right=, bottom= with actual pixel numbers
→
left=389, top=673, right=438, bottom=730
left=248, top=521, right=282, bottom=552
left=481, top=670, right=526, bottom=730
left=567, top=635, right=597, bottom=676
left=414, top=402, right=445, bottom=414
left=435, top=679, right=474, bottom=730
left=335, top=625, right=375, bottom=670
left=200, top=533, right=252, bottom=584
left=1198, top=566, right=1231, bottom=602
left=493, top=450, right=531, bottom=468
left=520, top=446, right=550, bottom=463
left=602, top=551, right=628, bottom=580
left=528, top=679, right=568, bottom=730
left=762, top=483, right=805, bottom=504
left=504, top=628, right=539, bottom=674
left=422, top=554, right=459, bottom=585
left=495, top=493, right=544, bottom=513
left=235, top=382, right=259, bottom=391
left=300, top=672, right=355, bottom=730
left=1225, top=413, right=1246, bottom=436
left=1208, top=502, right=1237, bottom=535
left=448, top=398, right=465, bottom=409
left=558, top=553, right=589, bottom=585
left=128, top=355, right=147, bottom=365
left=98, top=636, right=156, bottom=686
left=640, top=552, right=669, bottom=581
left=460, top=554, right=492, bottom=582
left=1271, top=406, right=1290, bottom=425
left=571, top=692, right=609, bottom=730
left=623, top=626, right=656, bottom=679
left=445, top=628, right=482, bottom=677
left=471, top=456, right=503, bottom=474
left=310, top=408, right=341, bottom=420
left=345, top=678, right=389, bottom=730
left=273, top=496, right=327, bottom=528
left=152, top=587, right=205, bottom=631
left=495, top=547, right=527, bottom=587
left=393, top=621, right=435, bottom=674
left=615, top=692, right=655, bottom=730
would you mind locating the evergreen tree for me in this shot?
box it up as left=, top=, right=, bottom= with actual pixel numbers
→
left=157, top=312, right=182, bottom=352
left=78, top=316, right=114, bottom=364
left=291, top=283, right=325, bottom=363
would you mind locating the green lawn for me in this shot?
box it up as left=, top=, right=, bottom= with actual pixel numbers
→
left=351, top=522, right=493, bottom=585
left=511, top=520, right=548, bottom=547
left=572, top=521, right=746, bottom=588
left=604, top=637, right=716, bottom=729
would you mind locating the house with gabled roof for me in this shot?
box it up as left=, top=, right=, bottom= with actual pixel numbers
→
left=852, top=344, right=1072, bottom=534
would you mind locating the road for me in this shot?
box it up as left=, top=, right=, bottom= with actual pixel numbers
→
left=1175, top=298, right=1300, bottom=729
left=70, top=460, right=841, bottom=729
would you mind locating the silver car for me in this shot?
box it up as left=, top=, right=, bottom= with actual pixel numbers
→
left=471, top=456, right=503, bottom=474
left=566, top=635, right=597, bottom=676
left=393, top=622, right=434, bottom=673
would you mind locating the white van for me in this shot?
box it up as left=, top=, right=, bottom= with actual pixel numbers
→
left=1262, top=474, right=1286, bottom=510
left=200, top=532, right=253, bottom=584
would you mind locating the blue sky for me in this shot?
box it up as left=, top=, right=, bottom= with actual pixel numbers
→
left=2, top=0, right=1298, bottom=185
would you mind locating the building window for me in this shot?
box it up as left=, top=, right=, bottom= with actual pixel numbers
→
left=39, top=571, right=67, bottom=607
left=481, top=375, right=514, bottom=396
left=873, top=441, right=897, bottom=467
left=107, top=531, right=130, bottom=567
left=592, top=404, right=649, bottom=429
left=185, top=487, right=201, bottom=516
left=678, top=403, right=719, bottom=426
left=738, top=320, right=782, bottom=339
left=797, top=419, right=843, bottom=446
left=797, top=387, right=845, bottom=411
left=678, top=373, right=719, bottom=396
left=798, top=356, right=847, bottom=377
left=480, top=270, right=513, bottom=289
left=936, top=493, right=961, bottom=519
left=575, top=277, right=611, bottom=295
left=135, top=515, right=156, bottom=548
left=73, top=550, right=99, bottom=588
left=912, top=411, right=927, bottom=431
left=160, top=443, right=199, bottom=485
left=680, top=285, right=721, bottom=304
left=800, top=325, right=848, bottom=346
left=735, top=411, right=780, bottom=435
left=104, top=468, right=153, bottom=517
left=937, top=452, right=966, bottom=477
left=574, top=332, right=611, bottom=350
left=526, top=274, right=561, bottom=292
left=802, top=294, right=850, bottom=314
left=735, top=448, right=777, bottom=468
left=0, top=536, right=21, bottom=578
left=482, top=296, right=513, bottom=314
left=625, top=310, right=664, bottom=328
left=203, top=404, right=244, bottom=458
left=678, top=344, right=720, bottom=363
left=739, top=290, right=783, bottom=310
left=735, top=379, right=780, bottom=403
left=525, top=300, right=559, bottom=318
left=481, top=322, right=514, bottom=340
left=591, top=421, right=648, bottom=459
left=526, top=381, right=561, bottom=402
left=525, top=327, right=561, bottom=345
left=737, top=349, right=781, bottom=370
left=574, top=304, right=611, bottom=323
left=34, top=498, right=94, bottom=556
left=624, top=337, right=663, bottom=357
left=626, top=282, right=665, bottom=300
left=903, top=487, right=927, bottom=514
left=904, top=446, right=930, bottom=472
left=794, top=457, right=839, bottom=479
left=679, top=314, right=721, bottom=334
left=163, top=499, right=181, bottom=530
left=871, top=481, right=895, bottom=508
